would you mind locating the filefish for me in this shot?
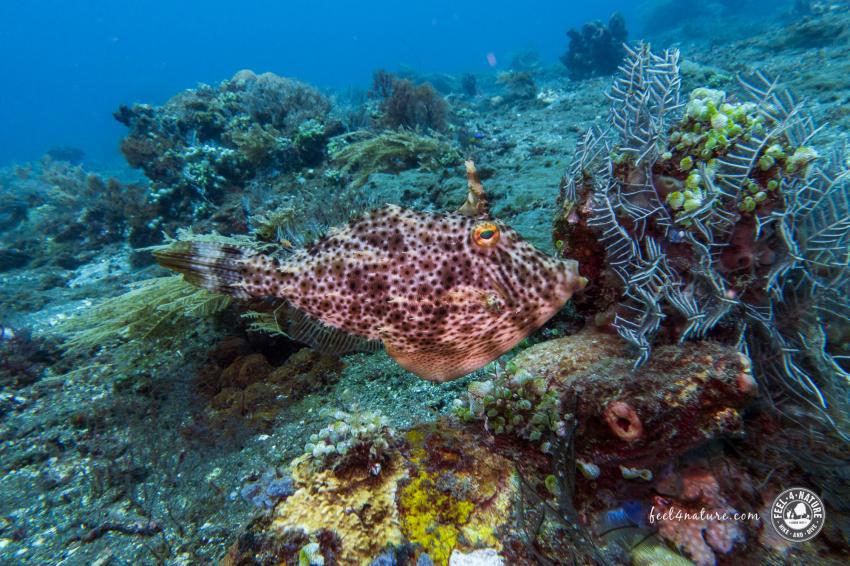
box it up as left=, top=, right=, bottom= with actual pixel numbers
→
left=155, top=162, right=586, bottom=381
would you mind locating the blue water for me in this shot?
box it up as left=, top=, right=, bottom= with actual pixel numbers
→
left=0, top=1, right=650, bottom=168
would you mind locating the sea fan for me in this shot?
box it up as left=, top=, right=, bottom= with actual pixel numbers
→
left=561, top=43, right=850, bottom=439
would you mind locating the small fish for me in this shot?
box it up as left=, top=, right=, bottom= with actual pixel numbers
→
left=155, top=161, right=585, bottom=381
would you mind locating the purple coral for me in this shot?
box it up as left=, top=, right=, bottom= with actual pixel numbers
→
left=653, top=467, right=746, bottom=566
left=239, top=468, right=294, bottom=509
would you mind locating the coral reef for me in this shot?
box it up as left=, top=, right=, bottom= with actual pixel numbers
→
left=115, top=70, right=333, bottom=232
left=556, top=43, right=850, bottom=439
left=559, top=13, right=627, bottom=80
left=6, top=10, right=850, bottom=566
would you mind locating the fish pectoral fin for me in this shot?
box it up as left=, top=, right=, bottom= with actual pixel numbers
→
left=277, top=304, right=382, bottom=356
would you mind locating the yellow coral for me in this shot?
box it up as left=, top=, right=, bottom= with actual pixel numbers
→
left=271, top=454, right=406, bottom=565
left=399, top=470, right=475, bottom=565
left=269, top=421, right=516, bottom=565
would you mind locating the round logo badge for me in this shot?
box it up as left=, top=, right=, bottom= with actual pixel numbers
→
left=770, top=487, right=825, bottom=542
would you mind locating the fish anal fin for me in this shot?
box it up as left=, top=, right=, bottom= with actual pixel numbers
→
left=278, top=304, right=381, bottom=356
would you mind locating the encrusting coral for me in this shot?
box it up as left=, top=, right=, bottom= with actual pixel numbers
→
left=456, top=328, right=757, bottom=468
left=251, top=420, right=517, bottom=566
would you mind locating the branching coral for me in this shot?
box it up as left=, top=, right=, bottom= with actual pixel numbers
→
left=557, top=43, right=850, bottom=439
left=369, top=71, right=449, bottom=132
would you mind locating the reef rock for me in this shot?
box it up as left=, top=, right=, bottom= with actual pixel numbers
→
left=460, top=328, right=757, bottom=472
left=223, top=422, right=517, bottom=566
left=518, top=329, right=756, bottom=469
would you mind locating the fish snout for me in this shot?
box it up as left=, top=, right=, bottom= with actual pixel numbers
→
left=558, top=259, right=587, bottom=299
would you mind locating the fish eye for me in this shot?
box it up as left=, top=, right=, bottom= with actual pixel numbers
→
left=471, top=221, right=500, bottom=248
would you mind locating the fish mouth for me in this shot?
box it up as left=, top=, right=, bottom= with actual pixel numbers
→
left=558, top=258, right=585, bottom=297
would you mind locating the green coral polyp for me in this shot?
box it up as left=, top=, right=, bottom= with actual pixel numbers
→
left=455, top=365, right=564, bottom=452
left=758, top=154, right=775, bottom=171
left=661, top=85, right=820, bottom=222
left=685, top=172, right=701, bottom=190
left=667, top=191, right=685, bottom=210
left=786, top=146, right=819, bottom=174
left=740, top=196, right=756, bottom=213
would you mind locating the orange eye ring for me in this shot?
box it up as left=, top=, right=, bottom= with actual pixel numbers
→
left=471, top=221, right=500, bottom=248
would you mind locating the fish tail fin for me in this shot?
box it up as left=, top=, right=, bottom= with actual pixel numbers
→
left=153, top=242, right=272, bottom=299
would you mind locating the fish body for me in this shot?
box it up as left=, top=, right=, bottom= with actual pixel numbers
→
left=156, top=165, right=585, bottom=381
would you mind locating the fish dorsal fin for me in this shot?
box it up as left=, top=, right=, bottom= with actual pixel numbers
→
left=276, top=303, right=382, bottom=356
left=457, top=160, right=490, bottom=218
